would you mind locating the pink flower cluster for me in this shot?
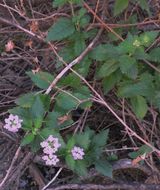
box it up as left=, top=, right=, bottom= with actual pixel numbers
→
left=4, top=114, right=23, bottom=132
left=42, top=154, right=59, bottom=166
left=71, top=146, right=85, bottom=160
left=40, top=135, right=61, bottom=166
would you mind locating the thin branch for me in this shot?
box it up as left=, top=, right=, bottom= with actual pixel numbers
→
left=83, top=1, right=124, bottom=41
left=42, top=168, right=63, bottom=190
left=45, top=28, right=103, bottom=94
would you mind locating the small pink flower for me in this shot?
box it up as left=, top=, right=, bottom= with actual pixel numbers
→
left=40, top=141, right=49, bottom=148
left=40, top=135, right=61, bottom=154
left=4, top=114, right=23, bottom=132
left=42, top=154, right=59, bottom=166
left=71, top=146, right=85, bottom=160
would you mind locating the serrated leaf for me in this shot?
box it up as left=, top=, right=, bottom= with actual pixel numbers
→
left=90, top=44, right=118, bottom=61
left=134, top=47, right=148, bottom=60
left=130, top=95, right=148, bottom=119
left=45, top=111, right=73, bottom=129
left=39, top=94, right=51, bottom=111
left=46, top=18, right=75, bottom=41
left=139, top=0, right=150, bottom=15
left=30, top=135, right=42, bottom=152
left=39, top=128, right=57, bottom=139
left=45, top=111, right=60, bottom=128
left=33, top=117, right=43, bottom=129
left=31, top=96, right=45, bottom=118
left=119, top=55, right=138, bottom=79
left=153, top=92, right=160, bottom=111
left=148, top=48, right=160, bottom=63
left=92, top=129, right=109, bottom=148
left=114, top=0, right=129, bottom=16
left=102, top=70, right=122, bottom=94
left=65, top=154, right=75, bottom=170
left=118, top=74, right=155, bottom=98
left=27, top=71, right=54, bottom=89
left=59, top=73, right=81, bottom=88
left=21, top=133, right=35, bottom=146
left=66, top=136, right=75, bottom=150
left=75, top=160, right=88, bottom=176
left=139, top=31, right=159, bottom=47
left=9, top=107, right=31, bottom=123
left=95, top=159, right=113, bottom=178
left=55, top=92, right=79, bottom=111
left=96, top=60, right=119, bottom=79
left=15, top=92, right=35, bottom=108
left=75, top=132, right=91, bottom=149
left=74, top=35, right=86, bottom=55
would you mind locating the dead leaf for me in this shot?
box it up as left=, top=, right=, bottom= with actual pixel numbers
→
left=58, top=115, right=71, bottom=125
left=29, top=21, right=39, bottom=33
left=25, top=40, right=33, bottom=48
left=132, top=153, right=146, bottom=165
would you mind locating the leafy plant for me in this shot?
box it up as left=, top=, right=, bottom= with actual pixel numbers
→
left=3, top=0, right=160, bottom=179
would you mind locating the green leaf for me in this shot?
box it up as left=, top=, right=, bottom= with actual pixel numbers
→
left=15, top=92, right=35, bottom=108
left=33, top=118, right=43, bottom=129
left=75, top=160, right=88, bottom=176
left=75, top=132, right=91, bottom=149
left=39, top=128, right=57, bottom=139
left=27, top=71, right=54, bottom=89
left=30, top=135, right=42, bottom=152
left=129, top=144, right=152, bottom=159
left=53, top=0, right=67, bottom=7
left=31, top=96, right=45, bottom=118
left=90, top=44, right=118, bottom=61
left=59, top=73, right=81, bottom=88
left=39, top=94, right=51, bottom=111
left=119, top=55, right=138, bottom=79
left=102, top=70, right=122, bottom=94
left=96, top=60, right=119, bottom=79
left=134, top=47, right=148, bottom=60
left=74, top=57, right=92, bottom=77
left=74, top=35, right=86, bottom=55
left=138, top=0, right=150, bottom=15
left=153, top=92, right=160, bottom=111
left=65, top=154, right=75, bottom=170
left=55, top=92, right=79, bottom=111
left=9, top=107, right=31, bottom=122
left=21, top=133, right=35, bottom=146
left=45, top=111, right=73, bottom=129
left=46, top=18, right=75, bottom=41
left=45, top=111, right=60, bottom=128
left=92, top=129, right=109, bottom=148
left=130, top=95, right=148, bottom=119
left=118, top=74, right=155, bottom=98
left=95, top=159, right=113, bottom=178
left=139, top=31, right=159, bottom=47
left=66, top=136, right=75, bottom=150
left=148, top=48, right=160, bottom=63
left=114, top=0, right=129, bottom=16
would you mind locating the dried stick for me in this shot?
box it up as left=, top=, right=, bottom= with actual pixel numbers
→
left=42, top=168, right=63, bottom=190
left=83, top=1, right=124, bottom=41
left=0, top=146, right=21, bottom=188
